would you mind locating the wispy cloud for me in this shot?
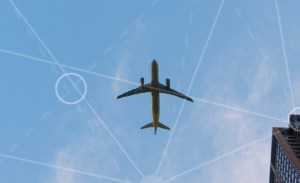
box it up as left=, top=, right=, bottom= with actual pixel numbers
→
left=51, top=132, right=125, bottom=183
left=160, top=45, right=284, bottom=182
left=209, top=141, right=270, bottom=183
left=110, top=21, right=148, bottom=96
left=111, top=54, right=131, bottom=95
left=246, top=52, right=274, bottom=105
left=53, top=151, right=77, bottom=183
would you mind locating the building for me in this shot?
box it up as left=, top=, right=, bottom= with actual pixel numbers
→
left=269, top=115, right=300, bottom=183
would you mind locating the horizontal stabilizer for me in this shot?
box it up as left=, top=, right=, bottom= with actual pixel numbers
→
left=141, top=122, right=153, bottom=129
left=140, top=122, right=170, bottom=132
left=158, top=122, right=170, bottom=130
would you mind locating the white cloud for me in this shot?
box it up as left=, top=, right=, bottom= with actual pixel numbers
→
left=53, top=151, right=77, bottom=183
left=209, top=141, right=270, bottom=183
left=246, top=51, right=274, bottom=106
left=207, top=56, right=275, bottom=182
left=110, top=21, right=148, bottom=96
left=51, top=132, right=121, bottom=183
left=111, top=53, right=131, bottom=95
left=160, top=47, right=280, bottom=182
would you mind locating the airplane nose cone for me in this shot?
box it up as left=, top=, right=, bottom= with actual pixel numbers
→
left=152, top=59, right=158, bottom=66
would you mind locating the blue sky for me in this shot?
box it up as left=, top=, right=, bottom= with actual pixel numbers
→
left=1, top=0, right=300, bottom=182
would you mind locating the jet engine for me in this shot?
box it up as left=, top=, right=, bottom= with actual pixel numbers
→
left=166, top=78, right=170, bottom=88
left=140, top=77, right=144, bottom=86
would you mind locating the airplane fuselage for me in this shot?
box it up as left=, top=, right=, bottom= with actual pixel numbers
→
left=117, top=59, right=193, bottom=134
left=150, top=60, right=160, bottom=134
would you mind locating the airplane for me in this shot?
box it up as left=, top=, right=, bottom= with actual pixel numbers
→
left=117, top=60, right=193, bottom=134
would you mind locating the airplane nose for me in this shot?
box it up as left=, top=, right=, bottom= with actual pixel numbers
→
left=152, top=59, right=158, bottom=65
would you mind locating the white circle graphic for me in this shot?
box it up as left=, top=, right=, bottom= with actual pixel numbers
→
left=288, top=107, right=300, bottom=132
left=55, top=73, right=87, bottom=105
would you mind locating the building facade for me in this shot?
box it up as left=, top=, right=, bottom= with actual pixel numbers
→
left=269, top=115, right=300, bottom=183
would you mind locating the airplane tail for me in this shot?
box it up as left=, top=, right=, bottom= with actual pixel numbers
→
left=157, top=122, right=170, bottom=130
left=141, top=122, right=170, bottom=134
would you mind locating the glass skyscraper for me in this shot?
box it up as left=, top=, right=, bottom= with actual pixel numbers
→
left=269, top=115, right=300, bottom=183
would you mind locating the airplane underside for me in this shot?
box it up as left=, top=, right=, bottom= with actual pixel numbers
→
left=117, top=60, right=193, bottom=134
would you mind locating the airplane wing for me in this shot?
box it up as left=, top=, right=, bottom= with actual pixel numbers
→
left=145, top=84, right=193, bottom=102
left=117, top=84, right=151, bottom=99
